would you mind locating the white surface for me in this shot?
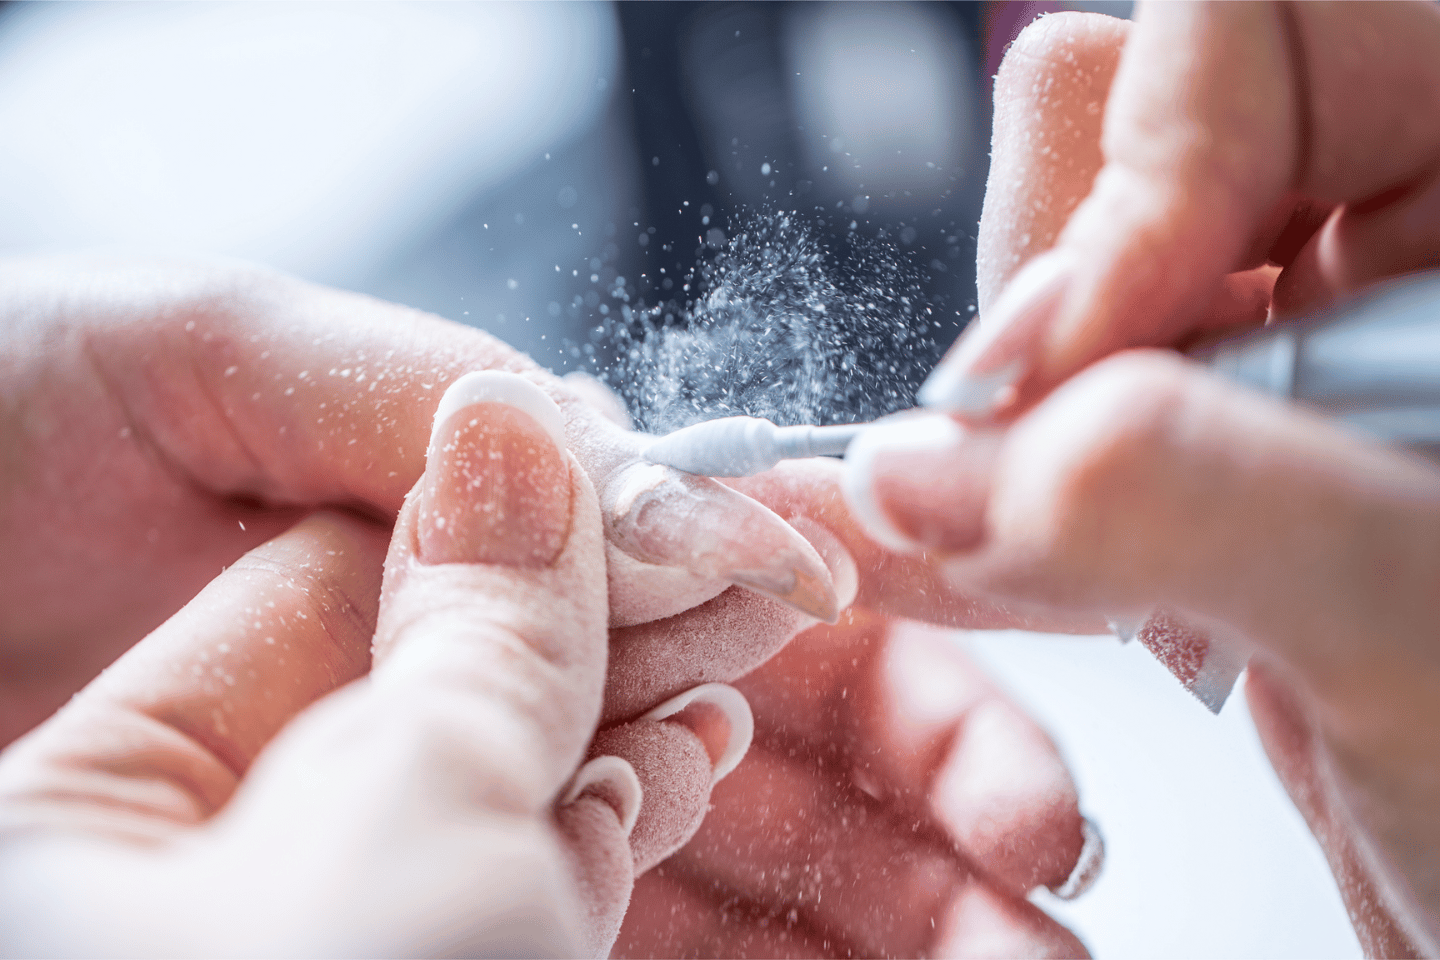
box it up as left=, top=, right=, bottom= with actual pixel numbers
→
left=0, top=1, right=616, bottom=288
left=964, top=630, right=1361, bottom=959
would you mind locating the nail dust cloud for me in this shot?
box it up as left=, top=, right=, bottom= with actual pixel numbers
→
left=579, top=210, right=942, bottom=434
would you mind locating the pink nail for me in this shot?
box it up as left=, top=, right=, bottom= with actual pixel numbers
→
left=843, top=413, right=984, bottom=554
left=419, top=371, right=572, bottom=567
left=604, top=461, right=840, bottom=623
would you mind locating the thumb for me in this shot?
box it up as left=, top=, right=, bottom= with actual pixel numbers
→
left=368, top=370, right=642, bottom=956
left=372, top=369, right=608, bottom=816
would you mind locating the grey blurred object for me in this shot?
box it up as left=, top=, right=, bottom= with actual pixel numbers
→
left=1195, top=269, right=1440, bottom=457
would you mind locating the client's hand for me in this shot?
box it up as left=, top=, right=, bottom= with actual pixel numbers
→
left=615, top=613, right=1095, bottom=959
left=0, top=256, right=846, bottom=748
left=0, top=373, right=734, bottom=956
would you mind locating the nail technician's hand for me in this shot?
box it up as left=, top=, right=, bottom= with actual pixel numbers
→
left=924, top=1, right=1440, bottom=412
left=0, top=256, right=837, bottom=748
left=845, top=5, right=1440, bottom=955
left=0, top=374, right=739, bottom=956
left=615, top=613, right=1096, bottom=960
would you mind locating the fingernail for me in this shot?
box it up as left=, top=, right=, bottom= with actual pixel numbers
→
left=419, top=371, right=572, bottom=567
left=1137, top=609, right=1252, bottom=714
left=604, top=461, right=840, bottom=622
left=787, top=517, right=859, bottom=619
left=917, top=249, right=1074, bottom=414
left=1049, top=816, right=1105, bottom=900
left=560, top=755, right=643, bottom=836
left=1105, top=613, right=1146, bottom=644
left=843, top=413, right=989, bottom=555
left=642, top=683, right=753, bottom=784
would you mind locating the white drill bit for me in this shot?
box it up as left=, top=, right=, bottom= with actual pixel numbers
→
left=642, top=415, right=866, bottom=477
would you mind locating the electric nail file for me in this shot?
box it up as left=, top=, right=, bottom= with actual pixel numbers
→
left=642, top=269, right=1440, bottom=476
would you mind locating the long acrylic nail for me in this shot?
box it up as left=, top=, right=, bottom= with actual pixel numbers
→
left=1136, top=609, right=1251, bottom=714
left=419, top=371, right=572, bottom=567
left=788, top=517, right=859, bottom=616
left=642, top=683, right=754, bottom=784
left=560, top=755, right=643, bottom=836
left=918, top=249, right=1075, bottom=415
left=603, top=461, right=840, bottom=622
left=843, top=413, right=986, bottom=555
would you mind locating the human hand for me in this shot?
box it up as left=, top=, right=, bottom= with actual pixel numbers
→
left=0, top=256, right=841, bottom=747
left=842, top=5, right=1440, bottom=954
left=0, top=372, right=749, bottom=956
left=614, top=612, right=1097, bottom=959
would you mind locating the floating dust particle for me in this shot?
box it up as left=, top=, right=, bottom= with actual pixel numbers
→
left=584, top=210, right=939, bottom=434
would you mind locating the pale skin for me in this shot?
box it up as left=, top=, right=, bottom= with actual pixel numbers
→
left=0, top=258, right=1099, bottom=955
left=855, top=2, right=1440, bottom=955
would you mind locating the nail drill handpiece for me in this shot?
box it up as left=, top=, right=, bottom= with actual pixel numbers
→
left=645, top=270, right=1440, bottom=478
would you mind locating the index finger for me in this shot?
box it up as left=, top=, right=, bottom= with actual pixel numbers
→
left=923, top=1, right=1440, bottom=414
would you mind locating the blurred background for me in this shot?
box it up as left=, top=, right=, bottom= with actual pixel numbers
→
left=0, top=2, right=1359, bottom=956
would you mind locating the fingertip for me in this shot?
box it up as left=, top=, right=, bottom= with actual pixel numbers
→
left=554, top=793, right=636, bottom=958
left=933, top=883, right=1091, bottom=959
left=589, top=720, right=714, bottom=875
left=641, top=683, right=754, bottom=784
left=932, top=699, right=1086, bottom=895
left=842, top=420, right=927, bottom=553
left=603, top=586, right=807, bottom=726
left=843, top=414, right=993, bottom=556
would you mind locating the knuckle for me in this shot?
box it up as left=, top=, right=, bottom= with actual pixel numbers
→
left=1052, top=351, right=1193, bottom=503
left=233, top=552, right=375, bottom=657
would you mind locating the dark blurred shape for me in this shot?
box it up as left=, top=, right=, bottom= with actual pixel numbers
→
left=364, top=3, right=998, bottom=388
left=616, top=1, right=991, bottom=366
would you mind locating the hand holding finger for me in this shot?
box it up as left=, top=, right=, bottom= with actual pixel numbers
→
left=0, top=372, right=736, bottom=956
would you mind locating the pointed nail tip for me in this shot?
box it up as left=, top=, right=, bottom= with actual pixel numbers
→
left=727, top=570, right=839, bottom=624
left=1191, top=682, right=1231, bottom=715
left=916, top=359, right=1025, bottom=415
left=1188, top=643, right=1250, bottom=714
left=1188, top=668, right=1239, bottom=714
